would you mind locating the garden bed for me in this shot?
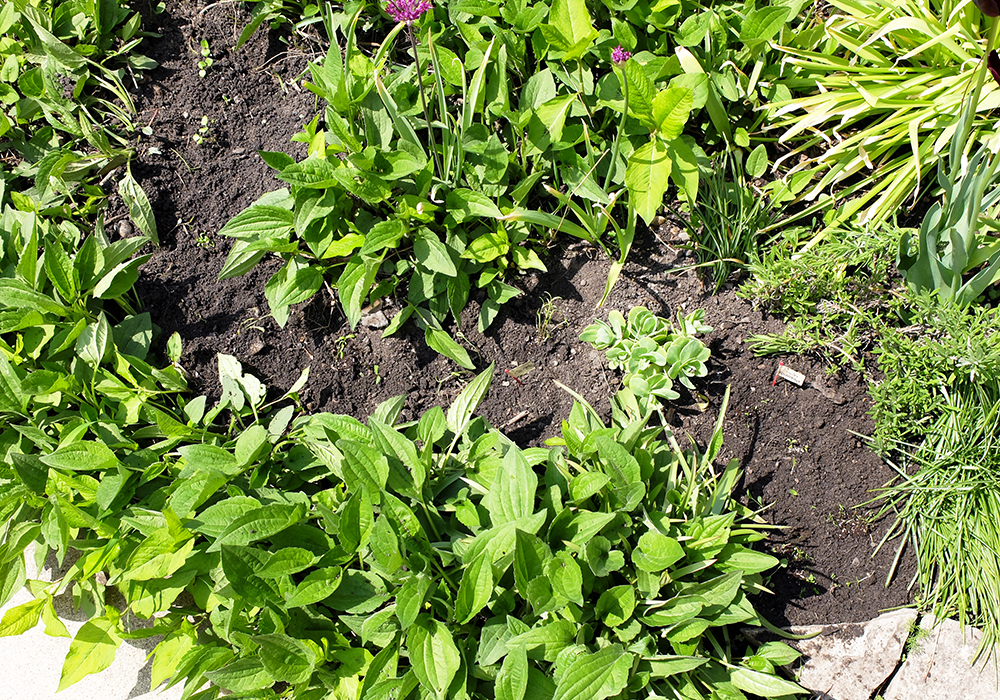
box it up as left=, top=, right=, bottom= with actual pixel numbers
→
left=122, top=0, right=914, bottom=629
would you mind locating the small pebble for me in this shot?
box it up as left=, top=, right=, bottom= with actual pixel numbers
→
left=118, top=221, right=133, bottom=237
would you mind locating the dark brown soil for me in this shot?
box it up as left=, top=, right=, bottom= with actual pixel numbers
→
left=122, top=0, right=914, bottom=629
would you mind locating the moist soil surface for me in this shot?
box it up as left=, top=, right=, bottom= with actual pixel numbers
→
left=121, top=0, right=915, bottom=629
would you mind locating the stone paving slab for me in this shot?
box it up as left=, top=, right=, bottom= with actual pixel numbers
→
left=0, top=545, right=183, bottom=700
left=883, top=614, right=1000, bottom=700
left=785, top=609, right=917, bottom=700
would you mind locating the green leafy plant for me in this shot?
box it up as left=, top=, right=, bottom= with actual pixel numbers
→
left=581, top=306, right=712, bottom=415
left=0, top=347, right=806, bottom=699
left=197, top=39, right=214, bottom=78
left=672, top=148, right=776, bottom=292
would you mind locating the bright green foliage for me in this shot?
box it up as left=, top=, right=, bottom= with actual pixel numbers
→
left=765, top=0, right=1000, bottom=229
left=0, top=0, right=158, bottom=237
left=219, top=0, right=806, bottom=362
left=581, top=307, right=712, bottom=413
left=672, top=149, right=776, bottom=292
left=0, top=321, right=803, bottom=699
left=897, top=139, right=1000, bottom=307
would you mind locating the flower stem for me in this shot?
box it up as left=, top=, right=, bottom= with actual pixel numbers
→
left=603, top=68, right=629, bottom=192
left=409, top=26, right=442, bottom=180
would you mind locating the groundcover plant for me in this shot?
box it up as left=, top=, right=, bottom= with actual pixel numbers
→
left=7, top=0, right=1000, bottom=694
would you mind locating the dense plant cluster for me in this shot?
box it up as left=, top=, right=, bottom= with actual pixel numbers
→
left=5, top=0, right=1000, bottom=694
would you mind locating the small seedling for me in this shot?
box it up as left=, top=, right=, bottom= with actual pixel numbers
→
left=373, top=365, right=382, bottom=385
left=198, top=39, right=213, bottom=78
left=333, top=334, right=355, bottom=360
left=191, top=115, right=212, bottom=145
left=195, top=231, right=214, bottom=248
left=536, top=294, right=566, bottom=341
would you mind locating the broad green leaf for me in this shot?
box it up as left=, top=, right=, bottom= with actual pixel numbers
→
left=205, top=657, right=276, bottom=693
left=40, top=441, right=118, bottom=472
left=360, top=220, right=406, bottom=256
left=425, top=326, right=475, bottom=369
left=177, top=444, right=241, bottom=475
left=74, top=314, right=112, bottom=364
left=407, top=617, right=461, bottom=700
left=546, top=552, right=583, bottom=606
left=756, top=641, right=802, bottom=666
left=746, top=144, right=769, bottom=179
left=257, top=548, right=319, bottom=578
left=455, top=553, right=494, bottom=624
left=623, top=60, right=655, bottom=126
left=336, top=439, right=390, bottom=496
left=40, top=597, right=70, bottom=638
left=279, top=158, right=342, bottom=188
left=495, top=644, right=528, bottom=700
left=150, top=626, right=197, bottom=690
left=58, top=616, right=122, bottom=691
left=396, top=574, right=434, bottom=630
left=255, top=634, right=316, bottom=685
left=551, top=644, right=630, bottom=700
left=123, top=530, right=195, bottom=582
left=526, top=95, right=577, bottom=155
left=463, top=229, right=510, bottom=262
left=447, top=189, right=503, bottom=222
left=122, top=571, right=196, bottom=619
left=740, top=6, right=791, bottom=49
left=486, top=446, right=537, bottom=525
left=632, top=531, right=684, bottom=572
left=626, top=137, right=671, bottom=225
left=44, top=239, right=77, bottom=302
left=507, top=619, right=575, bottom=662
left=642, top=594, right=707, bottom=627
left=285, top=567, right=343, bottom=608
left=545, top=0, right=597, bottom=60
left=326, top=569, right=389, bottom=613
left=10, top=452, right=49, bottom=495
left=731, top=667, right=807, bottom=696
left=652, top=88, right=693, bottom=140
left=667, top=136, right=700, bottom=204
left=645, top=655, right=708, bottom=678
left=0, top=279, right=69, bottom=316
left=514, top=530, right=551, bottom=598
left=446, top=364, right=494, bottom=435
left=264, top=258, right=323, bottom=327
left=338, top=254, right=379, bottom=330
left=0, top=598, right=44, bottom=636
left=414, top=232, right=458, bottom=277
left=119, top=168, right=159, bottom=245
left=217, top=205, right=294, bottom=240
left=595, top=585, right=635, bottom=628
left=340, top=487, right=374, bottom=553
left=208, top=504, right=305, bottom=551
left=680, top=571, right=743, bottom=608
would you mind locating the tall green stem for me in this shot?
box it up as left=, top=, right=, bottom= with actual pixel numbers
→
left=409, top=27, right=442, bottom=180
left=603, top=68, right=629, bottom=192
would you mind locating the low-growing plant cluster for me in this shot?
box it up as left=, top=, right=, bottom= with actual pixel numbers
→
left=581, top=306, right=712, bottom=415
left=10, top=0, right=1000, bottom=691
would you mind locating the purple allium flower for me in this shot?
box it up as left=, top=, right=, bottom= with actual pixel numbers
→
left=611, top=45, right=632, bottom=65
left=386, top=0, right=433, bottom=23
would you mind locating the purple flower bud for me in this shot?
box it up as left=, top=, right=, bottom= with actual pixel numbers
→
left=975, top=0, right=1000, bottom=16
left=611, top=45, right=632, bottom=65
left=386, top=0, right=432, bottom=24
left=990, top=50, right=1000, bottom=89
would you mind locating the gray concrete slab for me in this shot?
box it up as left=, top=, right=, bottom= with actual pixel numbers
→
left=883, top=614, right=1000, bottom=700
left=0, top=545, right=184, bottom=699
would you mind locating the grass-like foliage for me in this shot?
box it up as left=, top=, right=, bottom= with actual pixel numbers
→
left=766, top=0, right=1000, bottom=230
left=868, top=300, right=1000, bottom=658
